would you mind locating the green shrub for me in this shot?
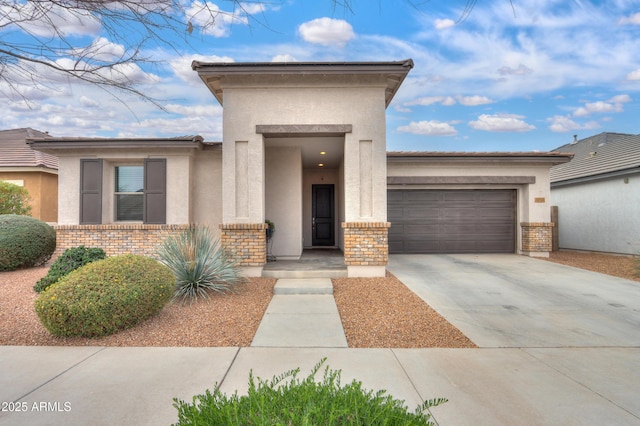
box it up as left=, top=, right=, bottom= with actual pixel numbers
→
left=173, top=358, right=447, bottom=425
left=34, top=246, right=107, bottom=293
left=35, top=254, right=174, bottom=338
left=0, top=181, right=31, bottom=216
left=156, top=226, right=245, bottom=304
left=0, top=214, right=55, bottom=271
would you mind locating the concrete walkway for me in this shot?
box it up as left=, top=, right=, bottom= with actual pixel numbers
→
left=251, top=278, right=348, bottom=347
left=1, top=255, right=640, bottom=425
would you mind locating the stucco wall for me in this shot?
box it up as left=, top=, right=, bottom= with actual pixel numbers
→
left=221, top=78, right=388, bottom=225
left=192, top=148, right=223, bottom=238
left=551, top=174, right=640, bottom=254
left=265, top=146, right=303, bottom=258
left=57, top=151, right=197, bottom=225
left=0, top=170, right=57, bottom=222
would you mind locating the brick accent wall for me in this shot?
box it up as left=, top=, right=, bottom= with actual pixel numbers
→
left=342, top=222, right=390, bottom=266
left=521, top=222, right=554, bottom=253
left=220, top=223, right=267, bottom=267
left=53, top=224, right=191, bottom=258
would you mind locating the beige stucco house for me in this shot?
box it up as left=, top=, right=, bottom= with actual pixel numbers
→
left=29, top=60, right=572, bottom=277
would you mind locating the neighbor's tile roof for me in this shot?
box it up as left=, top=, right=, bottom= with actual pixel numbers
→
left=0, top=128, right=58, bottom=169
left=550, top=133, right=640, bottom=183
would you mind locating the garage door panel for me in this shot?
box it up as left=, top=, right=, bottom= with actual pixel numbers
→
left=388, top=189, right=515, bottom=254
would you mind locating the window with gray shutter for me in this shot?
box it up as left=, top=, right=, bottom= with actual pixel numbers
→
left=143, top=158, right=166, bottom=224
left=80, top=159, right=103, bottom=224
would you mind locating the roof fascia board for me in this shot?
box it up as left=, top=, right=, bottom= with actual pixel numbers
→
left=551, top=167, right=640, bottom=188
left=387, top=153, right=573, bottom=165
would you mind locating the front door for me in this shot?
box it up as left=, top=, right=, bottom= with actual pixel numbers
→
left=312, top=184, right=335, bottom=246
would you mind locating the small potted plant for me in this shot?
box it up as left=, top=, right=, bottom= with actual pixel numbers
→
left=265, top=220, right=275, bottom=240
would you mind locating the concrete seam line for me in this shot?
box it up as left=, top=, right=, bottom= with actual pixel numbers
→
left=11, top=346, right=108, bottom=403
left=214, top=347, right=241, bottom=392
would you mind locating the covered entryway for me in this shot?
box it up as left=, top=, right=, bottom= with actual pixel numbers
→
left=388, top=189, right=516, bottom=254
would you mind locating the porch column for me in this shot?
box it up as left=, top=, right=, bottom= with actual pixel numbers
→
left=221, top=134, right=267, bottom=276
left=342, top=132, right=389, bottom=277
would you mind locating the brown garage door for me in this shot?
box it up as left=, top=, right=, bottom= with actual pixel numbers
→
left=388, top=189, right=516, bottom=254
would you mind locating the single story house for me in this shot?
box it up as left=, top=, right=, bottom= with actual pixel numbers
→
left=550, top=132, right=640, bottom=255
left=0, top=128, right=58, bottom=222
left=29, top=60, right=572, bottom=277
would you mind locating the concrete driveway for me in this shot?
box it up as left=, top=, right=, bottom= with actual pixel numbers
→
left=388, top=254, right=640, bottom=348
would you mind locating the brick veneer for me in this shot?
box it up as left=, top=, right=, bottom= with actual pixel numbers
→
left=220, top=223, right=267, bottom=266
left=342, top=222, right=390, bottom=266
left=53, top=224, right=191, bottom=258
left=520, top=222, right=554, bottom=253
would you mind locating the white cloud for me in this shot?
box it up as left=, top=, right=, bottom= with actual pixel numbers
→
left=169, top=54, right=234, bottom=85
left=0, top=2, right=101, bottom=37
left=618, top=12, right=640, bottom=25
left=434, top=18, right=455, bottom=30
left=547, top=115, right=600, bottom=133
left=608, top=94, right=631, bottom=104
left=298, top=18, right=355, bottom=47
left=468, top=114, right=535, bottom=132
left=626, top=69, right=640, bottom=80
left=405, top=95, right=491, bottom=107
left=272, top=54, right=297, bottom=62
left=457, top=95, right=494, bottom=106
left=185, top=1, right=246, bottom=37
left=497, top=64, right=534, bottom=76
left=397, top=120, right=458, bottom=136
left=67, top=37, right=126, bottom=62
left=574, top=101, right=622, bottom=117
left=80, top=96, right=99, bottom=108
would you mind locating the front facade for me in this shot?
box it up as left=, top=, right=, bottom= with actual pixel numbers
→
left=551, top=133, right=640, bottom=255
left=29, top=60, right=572, bottom=276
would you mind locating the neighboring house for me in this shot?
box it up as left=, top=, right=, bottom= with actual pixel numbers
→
left=0, top=128, right=58, bottom=222
left=29, top=60, right=572, bottom=277
left=550, top=132, right=640, bottom=255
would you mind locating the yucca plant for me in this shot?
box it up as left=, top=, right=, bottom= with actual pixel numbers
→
left=157, top=226, right=245, bottom=304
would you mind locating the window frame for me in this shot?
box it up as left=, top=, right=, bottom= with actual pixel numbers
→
left=113, top=163, right=145, bottom=222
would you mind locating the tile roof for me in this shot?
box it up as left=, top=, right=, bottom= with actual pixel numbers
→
left=0, top=128, right=58, bottom=170
left=550, top=133, right=640, bottom=183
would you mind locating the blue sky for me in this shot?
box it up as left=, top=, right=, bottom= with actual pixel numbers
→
left=2, top=0, right=640, bottom=152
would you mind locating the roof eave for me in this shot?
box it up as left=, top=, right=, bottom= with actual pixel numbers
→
left=191, top=59, right=414, bottom=107
left=387, top=152, right=574, bottom=165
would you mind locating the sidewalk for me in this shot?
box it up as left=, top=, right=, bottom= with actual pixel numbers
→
left=1, top=345, right=639, bottom=425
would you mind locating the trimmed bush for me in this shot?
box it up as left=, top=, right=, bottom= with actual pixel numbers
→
left=0, top=214, right=56, bottom=271
left=34, top=246, right=107, bottom=293
left=157, top=226, right=244, bottom=304
left=0, top=181, right=31, bottom=216
left=173, top=358, right=447, bottom=425
left=35, top=255, right=174, bottom=338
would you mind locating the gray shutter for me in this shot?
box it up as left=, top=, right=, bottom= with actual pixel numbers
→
left=80, top=159, right=103, bottom=224
left=144, top=158, right=166, bottom=224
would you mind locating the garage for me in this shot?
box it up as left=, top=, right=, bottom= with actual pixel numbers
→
left=388, top=189, right=516, bottom=254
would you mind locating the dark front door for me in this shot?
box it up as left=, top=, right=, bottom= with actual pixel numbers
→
left=312, top=184, right=335, bottom=246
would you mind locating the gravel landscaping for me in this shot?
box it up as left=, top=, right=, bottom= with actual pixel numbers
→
left=1, top=251, right=637, bottom=348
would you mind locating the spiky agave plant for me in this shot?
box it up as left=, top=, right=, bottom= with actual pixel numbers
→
left=157, top=226, right=245, bottom=304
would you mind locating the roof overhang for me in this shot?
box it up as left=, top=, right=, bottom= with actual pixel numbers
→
left=191, top=59, right=414, bottom=107
left=387, top=151, right=574, bottom=165
left=27, top=136, right=206, bottom=154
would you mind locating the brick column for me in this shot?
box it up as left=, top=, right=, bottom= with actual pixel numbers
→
left=219, top=223, right=267, bottom=267
left=521, top=222, right=554, bottom=254
left=342, top=222, right=390, bottom=266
